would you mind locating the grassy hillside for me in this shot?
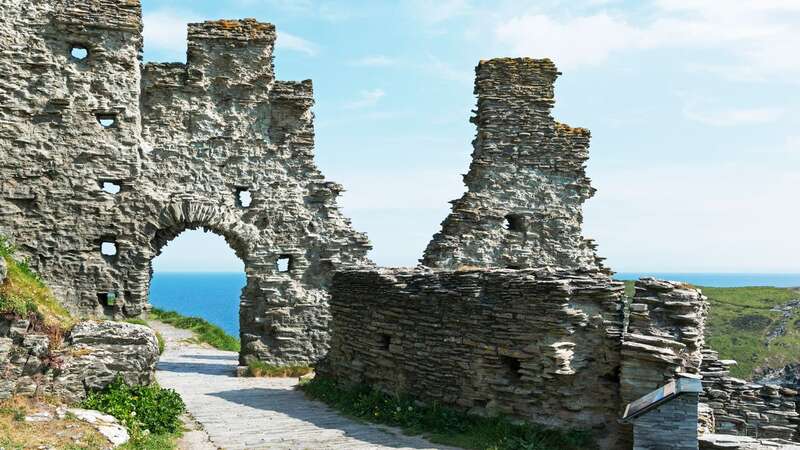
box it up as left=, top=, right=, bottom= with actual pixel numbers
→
left=0, top=236, right=73, bottom=336
left=624, top=280, right=800, bottom=379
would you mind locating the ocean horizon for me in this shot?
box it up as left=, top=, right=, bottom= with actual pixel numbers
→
left=149, top=271, right=800, bottom=337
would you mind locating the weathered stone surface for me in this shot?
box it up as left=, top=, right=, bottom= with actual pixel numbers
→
left=320, top=267, right=626, bottom=448
left=422, top=58, right=605, bottom=273
left=0, top=317, right=159, bottom=402
left=0, top=1, right=371, bottom=365
left=64, top=408, right=130, bottom=447
left=700, top=350, right=799, bottom=442
left=0, top=256, right=6, bottom=283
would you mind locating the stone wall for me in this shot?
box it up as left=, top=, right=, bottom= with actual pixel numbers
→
left=320, top=267, right=626, bottom=447
left=422, top=58, right=605, bottom=273
left=621, top=278, right=709, bottom=405
left=700, top=349, right=799, bottom=441
left=632, top=392, right=700, bottom=450
left=0, top=1, right=371, bottom=365
left=0, top=317, right=159, bottom=403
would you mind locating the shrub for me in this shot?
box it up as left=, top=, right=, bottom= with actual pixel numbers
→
left=81, top=376, right=185, bottom=435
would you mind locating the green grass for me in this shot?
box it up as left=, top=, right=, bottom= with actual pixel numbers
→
left=246, top=360, right=313, bottom=377
left=702, top=286, right=800, bottom=378
left=623, top=280, right=800, bottom=379
left=0, top=235, right=73, bottom=338
left=300, top=377, right=596, bottom=450
left=148, top=307, right=240, bottom=352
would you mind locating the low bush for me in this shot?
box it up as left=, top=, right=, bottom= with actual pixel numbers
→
left=300, top=377, right=595, bottom=450
left=81, top=376, right=185, bottom=436
left=149, top=307, right=239, bottom=352
left=246, top=360, right=313, bottom=377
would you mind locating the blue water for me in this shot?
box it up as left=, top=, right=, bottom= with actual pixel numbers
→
left=149, top=272, right=245, bottom=337
left=149, top=272, right=800, bottom=338
left=615, top=273, right=800, bottom=288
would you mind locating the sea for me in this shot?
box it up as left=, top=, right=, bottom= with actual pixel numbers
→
left=149, top=272, right=800, bottom=338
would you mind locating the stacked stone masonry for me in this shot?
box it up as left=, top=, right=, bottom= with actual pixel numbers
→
left=0, top=0, right=371, bottom=365
left=700, top=349, right=799, bottom=441
left=423, top=58, right=606, bottom=273
left=320, top=267, right=627, bottom=448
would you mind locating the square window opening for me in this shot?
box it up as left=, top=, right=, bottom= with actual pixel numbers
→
left=236, top=188, right=252, bottom=208
left=97, top=291, right=117, bottom=307
left=101, top=241, right=117, bottom=256
left=379, top=333, right=391, bottom=350
left=100, top=181, right=121, bottom=194
left=505, top=213, right=526, bottom=232
left=70, top=45, right=88, bottom=60
left=277, top=256, right=292, bottom=273
left=500, top=355, right=523, bottom=383
left=96, top=113, right=116, bottom=128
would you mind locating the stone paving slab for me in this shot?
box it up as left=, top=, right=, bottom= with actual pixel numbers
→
left=151, top=321, right=455, bottom=450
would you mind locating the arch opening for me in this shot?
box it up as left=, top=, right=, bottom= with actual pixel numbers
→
left=148, top=228, right=246, bottom=340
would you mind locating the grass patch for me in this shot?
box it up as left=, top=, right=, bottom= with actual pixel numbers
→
left=0, top=235, right=73, bottom=342
left=149, top=307, right=240, bottom=352
left=702, top=286, right=800, bottom=378
left=622, top=279, right=800, bottom=379
left=300, top=377, right=596, bottom=450
left=246, top=359, right=313, bottom=377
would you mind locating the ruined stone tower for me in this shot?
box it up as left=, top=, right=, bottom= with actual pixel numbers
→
left=423, top=58, right=605, bottom=272
left=0, top=1, right=371, bottom=365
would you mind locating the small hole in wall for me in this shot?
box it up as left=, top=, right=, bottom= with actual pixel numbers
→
left=379, top=333, right=391, bottom=350
left=500, top=355, right=523, bottom=383
left=100, top=181, right=121, bottom=194
left=96, top=114, right=116, bottom=128
left=277, top=256, right=292, bottom=272
left=236, top=188, right=252, bottom=208
left=505, top=214, right=526, bottom=232
left=97, top=292, right=117, bottom=307
left=101, top=241, right=117, bottom=256
left=70, top=45, right=88, bottom=60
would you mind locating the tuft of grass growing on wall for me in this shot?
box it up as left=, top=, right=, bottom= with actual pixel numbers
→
left=0, top=235, right=73, bottom=339
left=149, top=307, right=240, bottom=352
left=246, top=360, right=313, bottom=377
left=300, top=377, right=596, bottom=450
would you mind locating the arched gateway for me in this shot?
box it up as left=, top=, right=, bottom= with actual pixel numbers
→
left=0, top=4, right=370, bottom=365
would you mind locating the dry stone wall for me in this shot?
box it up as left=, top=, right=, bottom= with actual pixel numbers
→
left=0, top=1, right=371, bottom=365
left=320, top=267, right=626, bottom=448
left=422, top=58, right=605, bottom=272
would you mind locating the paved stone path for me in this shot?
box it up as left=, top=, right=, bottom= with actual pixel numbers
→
left=151, top=321, right=452, bottom=450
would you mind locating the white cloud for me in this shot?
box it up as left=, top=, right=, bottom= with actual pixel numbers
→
left=423, top=54, right=472, bottom=83
left=350, top=55, right=398, bottom=67
left=142, top=9, right=200, bottom=60
left=490, top=1, right=800, bottom=78
left=276, top=31, right=318, bottom=56
left=682, top=104, right=784, bottom=127
left=411, top=0, right=472, bottom=24
left=343, top=89, right=386, bottom=109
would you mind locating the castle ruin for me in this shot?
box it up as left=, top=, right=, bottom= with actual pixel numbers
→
left=2, top=1, right=799, bottom=448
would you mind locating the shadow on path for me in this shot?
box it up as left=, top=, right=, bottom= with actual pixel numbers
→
left=208, top=387, right=442, bottom=449
left=157, top=357, right=237, bottom=376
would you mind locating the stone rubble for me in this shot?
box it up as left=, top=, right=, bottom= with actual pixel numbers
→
left=0, top=318, right=159, bottom=402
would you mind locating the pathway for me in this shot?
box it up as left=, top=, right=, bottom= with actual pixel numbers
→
left=151, top=321, right=452, bottom=450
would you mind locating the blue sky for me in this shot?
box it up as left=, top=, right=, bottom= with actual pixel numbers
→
left=146, top=0, right=800, bottom=273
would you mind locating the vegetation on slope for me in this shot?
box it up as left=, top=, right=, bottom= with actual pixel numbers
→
left=149, top=307, right=240, bottom=352
left=623, top=280, right=800, bottom=379
left=703, top=286, right=800, bottom=379
left=301, top=377, right=596, bottom=450
left=0, top=235, right=73, bottom=340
